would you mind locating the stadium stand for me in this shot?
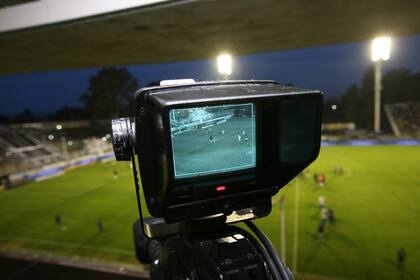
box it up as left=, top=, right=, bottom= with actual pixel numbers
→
left=385, top=102, right=420, bottom=138
left=0, top=120, right=112, bottom=188
left=0, top=126, right=62, bottom=184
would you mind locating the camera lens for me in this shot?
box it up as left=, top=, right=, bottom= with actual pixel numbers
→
left=111, top=118, right=134, bottom=161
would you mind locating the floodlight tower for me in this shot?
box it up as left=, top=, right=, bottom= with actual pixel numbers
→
left=371, top=37, right=391, bottom=133
left=217, top=53, right=232, bottom=80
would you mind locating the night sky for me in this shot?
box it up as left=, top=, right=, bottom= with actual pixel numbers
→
left=0, top=34, right=419, bottom=116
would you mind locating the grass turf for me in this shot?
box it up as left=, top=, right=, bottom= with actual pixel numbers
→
left=0, top=146, right=419, bottom=279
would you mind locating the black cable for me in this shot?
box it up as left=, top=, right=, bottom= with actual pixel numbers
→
left=230, top=226, right=282, bottom=280
left=130, top=147, right=150, bottom=239
left=245, top=220, right=293, bottom=280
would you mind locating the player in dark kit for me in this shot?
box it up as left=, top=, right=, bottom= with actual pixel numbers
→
left=313, top=173, right=318, bottom=184
left=318, top=220, right=326, bottom=240
left=328, top=208, right=335, bottom=224
left=54, top=214, right=62, bottom=226
left=97, top=219, right=104, bottom=233
left=397, top=248, right=406, bottom=269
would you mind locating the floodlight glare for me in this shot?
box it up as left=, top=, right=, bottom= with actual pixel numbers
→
left=217, top=54, right=232, bottom=75
left=371, top=37, right=391, bottom=62
left=56, top=124, right=63, bottom=130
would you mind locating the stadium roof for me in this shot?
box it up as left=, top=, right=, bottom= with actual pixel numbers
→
left=0, top=0, right=420, bottom=75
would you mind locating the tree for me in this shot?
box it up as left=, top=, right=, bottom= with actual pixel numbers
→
left=50, top=106, right=88, bottom=121
left=408, top=72, right=420, bottom=102
left=323, top=97, right=341, bottom=123
left=382, top=69, right=415, bottom=104
left=13, top=108, right=34, bottom=123
left=80, top=67, right=139, bottom=119
left=339, top=67, right=420, bottom=130
left=340, top=84, right=363, bottom=126
left=0, top=113, right=9, bottom=124
left=382, top=69, right=420, bottom=104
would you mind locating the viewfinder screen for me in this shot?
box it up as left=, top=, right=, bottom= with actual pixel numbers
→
left=169, top=103, right=256, bottom=178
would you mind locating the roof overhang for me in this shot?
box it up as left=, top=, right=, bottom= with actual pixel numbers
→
left=0, top=0, right=419, bottom=75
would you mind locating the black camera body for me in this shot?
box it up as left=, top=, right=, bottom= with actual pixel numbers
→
left=113, top=80, right=322, bottom=223
left=112, top=80, right=323, bottom=279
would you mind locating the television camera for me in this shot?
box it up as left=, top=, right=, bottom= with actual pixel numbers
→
left=111, top=80, right=323, bottom=279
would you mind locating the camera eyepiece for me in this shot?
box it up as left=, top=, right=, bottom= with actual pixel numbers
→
left=111, top=118, right=135, bottom=161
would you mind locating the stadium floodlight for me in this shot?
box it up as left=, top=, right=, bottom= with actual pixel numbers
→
left=371, top=36, right=391, bottom=133
left=331, top=104, right=337, bottom=110
left=371, top=37, right=391, bottom=62
left=48, top=134, right=54, bottom=140
left=217, top=53, right=232, bottom=77
left=56, top=124, right=63, bottom=130
left=67, top=140, right=73, bottom=146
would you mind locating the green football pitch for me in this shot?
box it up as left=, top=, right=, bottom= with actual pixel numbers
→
left=0, top=146, right=419, bottom=279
